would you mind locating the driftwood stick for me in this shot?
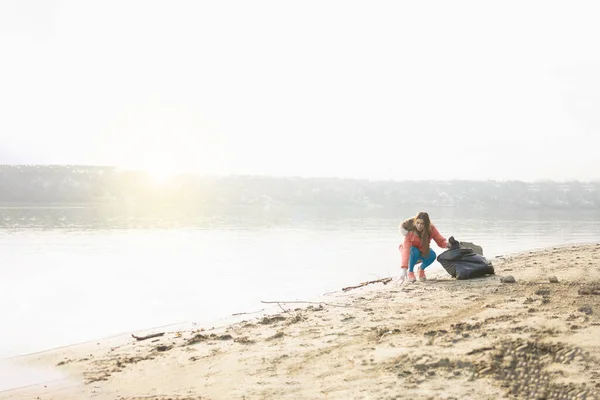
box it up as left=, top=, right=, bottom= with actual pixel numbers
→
left=466, top=346, right=494, bottom=355
left=260, top=300, right=361, bottom=309
left=342, top=277, right=393, bottom=292
left=132, top=332, right=165, bottom=341
left=231, top=308, right=265, bottom=316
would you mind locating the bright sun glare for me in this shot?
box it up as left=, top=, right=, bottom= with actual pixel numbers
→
left=147, top=169, right=175, bottom=186
left=140, top=159, right=182, bottom=187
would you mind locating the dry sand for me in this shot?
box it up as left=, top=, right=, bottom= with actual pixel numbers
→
left=2, top=242, right=600, bottom=400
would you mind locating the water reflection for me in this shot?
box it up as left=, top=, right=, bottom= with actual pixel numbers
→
left=2, top=205, right=600, bottom=231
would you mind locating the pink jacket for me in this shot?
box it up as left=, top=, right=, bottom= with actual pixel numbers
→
left=400, top=224, right=448, bottom=268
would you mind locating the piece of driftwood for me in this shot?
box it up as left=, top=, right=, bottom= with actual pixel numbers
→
left=260, top=300, right=361, bottom=309
left=132, top=332, right=165, bottom=341
left=466, top=346, right=494, bottom=355
left=231, top=308, right=265, bottom=316
left=342, top=277, right=393, bottom=292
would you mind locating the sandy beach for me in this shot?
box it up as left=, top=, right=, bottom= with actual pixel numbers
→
left=2, top=242, right=600, bottom=400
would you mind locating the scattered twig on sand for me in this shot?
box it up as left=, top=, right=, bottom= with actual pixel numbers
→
left=131, top=332, right=165, bottom=341
left=466, top=346, right=495, bottom=355
left=231, top=308, right=265, bottom=317
left=260, top=300, right=363, bottom=309
left=342, top=277, right=393, bottom=292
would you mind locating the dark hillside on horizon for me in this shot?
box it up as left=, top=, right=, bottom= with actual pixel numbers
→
left=1, top=165, right=599, bottom=211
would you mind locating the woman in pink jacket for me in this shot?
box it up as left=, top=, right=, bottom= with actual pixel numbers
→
left=398, top=211, right=450, bottom=282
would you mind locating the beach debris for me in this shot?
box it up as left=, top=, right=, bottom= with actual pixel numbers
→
left=131, top=332, right=165, bottom=341
left=548, top=275, right=559, bottom=283
left=186, top=333, right=233, bottom=345
left=500, top=276, right=516, bottom=283
left=155, top=345, right=173, bottom=352
left=234, top=336, right=256, bottom=345
left=424, top=329, right=448, bottom=337
left=452, top=322, right=482, bottom=333
left=578, top=284, right=600, bottom=295
left=232, top=308, right=265, bottom=317
left=266, top=331, right=285, bottom=341
left=259, top=315, right=286, bottom=325
left=261, top=299, right=358, bottom=309
left=466, top=346, right=494, bottom=356
left=578, top=305, right=593, bottom=315
left=523, top=297, right=535, bottom=304
left=118, top=355, right=155, bottom=366
left=186, top=334, right=209, bottom=345
left=566, top=313, right=578, bottom=321
left=373, top=326, right=401, bottom=342
left=286, top=312, right=305, bottom=325
left=342, top=277, right=393, bottom=292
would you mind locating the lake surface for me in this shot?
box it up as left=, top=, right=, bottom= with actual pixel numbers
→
left=2, top=206, right=600, bottom=362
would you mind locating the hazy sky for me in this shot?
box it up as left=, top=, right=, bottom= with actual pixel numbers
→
left=1, top=0, right=599, bottom=181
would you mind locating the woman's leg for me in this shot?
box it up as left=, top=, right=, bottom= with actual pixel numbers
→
left=408, top=246, right=423, bottom=273
left=420, top=249, right=437, bottom=269
left=417, top=249, right=437, bottom=281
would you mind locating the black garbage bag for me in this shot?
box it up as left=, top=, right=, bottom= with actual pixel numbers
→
left=437, top=236, right=495, bottom=280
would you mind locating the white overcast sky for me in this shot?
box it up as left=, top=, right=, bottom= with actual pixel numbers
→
left=1, top=0, right=599, bottom=181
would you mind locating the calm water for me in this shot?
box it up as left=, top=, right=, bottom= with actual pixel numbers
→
left=1, top=207, right=600, bottom=363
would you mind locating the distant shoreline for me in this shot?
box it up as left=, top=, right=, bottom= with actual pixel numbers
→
left=2, top=166, right=600, bottom=211
left=0, top=204, right=105, bottom=209
left=1, top=203, right=600, bottom=212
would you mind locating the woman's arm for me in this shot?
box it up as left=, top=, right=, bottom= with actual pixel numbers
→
left=431, top=224, right=449, bottom=248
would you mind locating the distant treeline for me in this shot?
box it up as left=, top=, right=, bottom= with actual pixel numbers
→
left=1, top=165, right=600, bottom=210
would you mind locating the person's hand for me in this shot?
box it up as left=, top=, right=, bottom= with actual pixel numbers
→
left=399, top=268, right=408, bottom=281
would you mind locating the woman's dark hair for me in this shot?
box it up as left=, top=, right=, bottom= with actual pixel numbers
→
left=414, top=211, right=431, bottom=256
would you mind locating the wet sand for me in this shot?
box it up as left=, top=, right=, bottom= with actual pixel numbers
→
left=2, top=242, right=600, bottom=400
left=0, top=360, right=66, bottom=392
